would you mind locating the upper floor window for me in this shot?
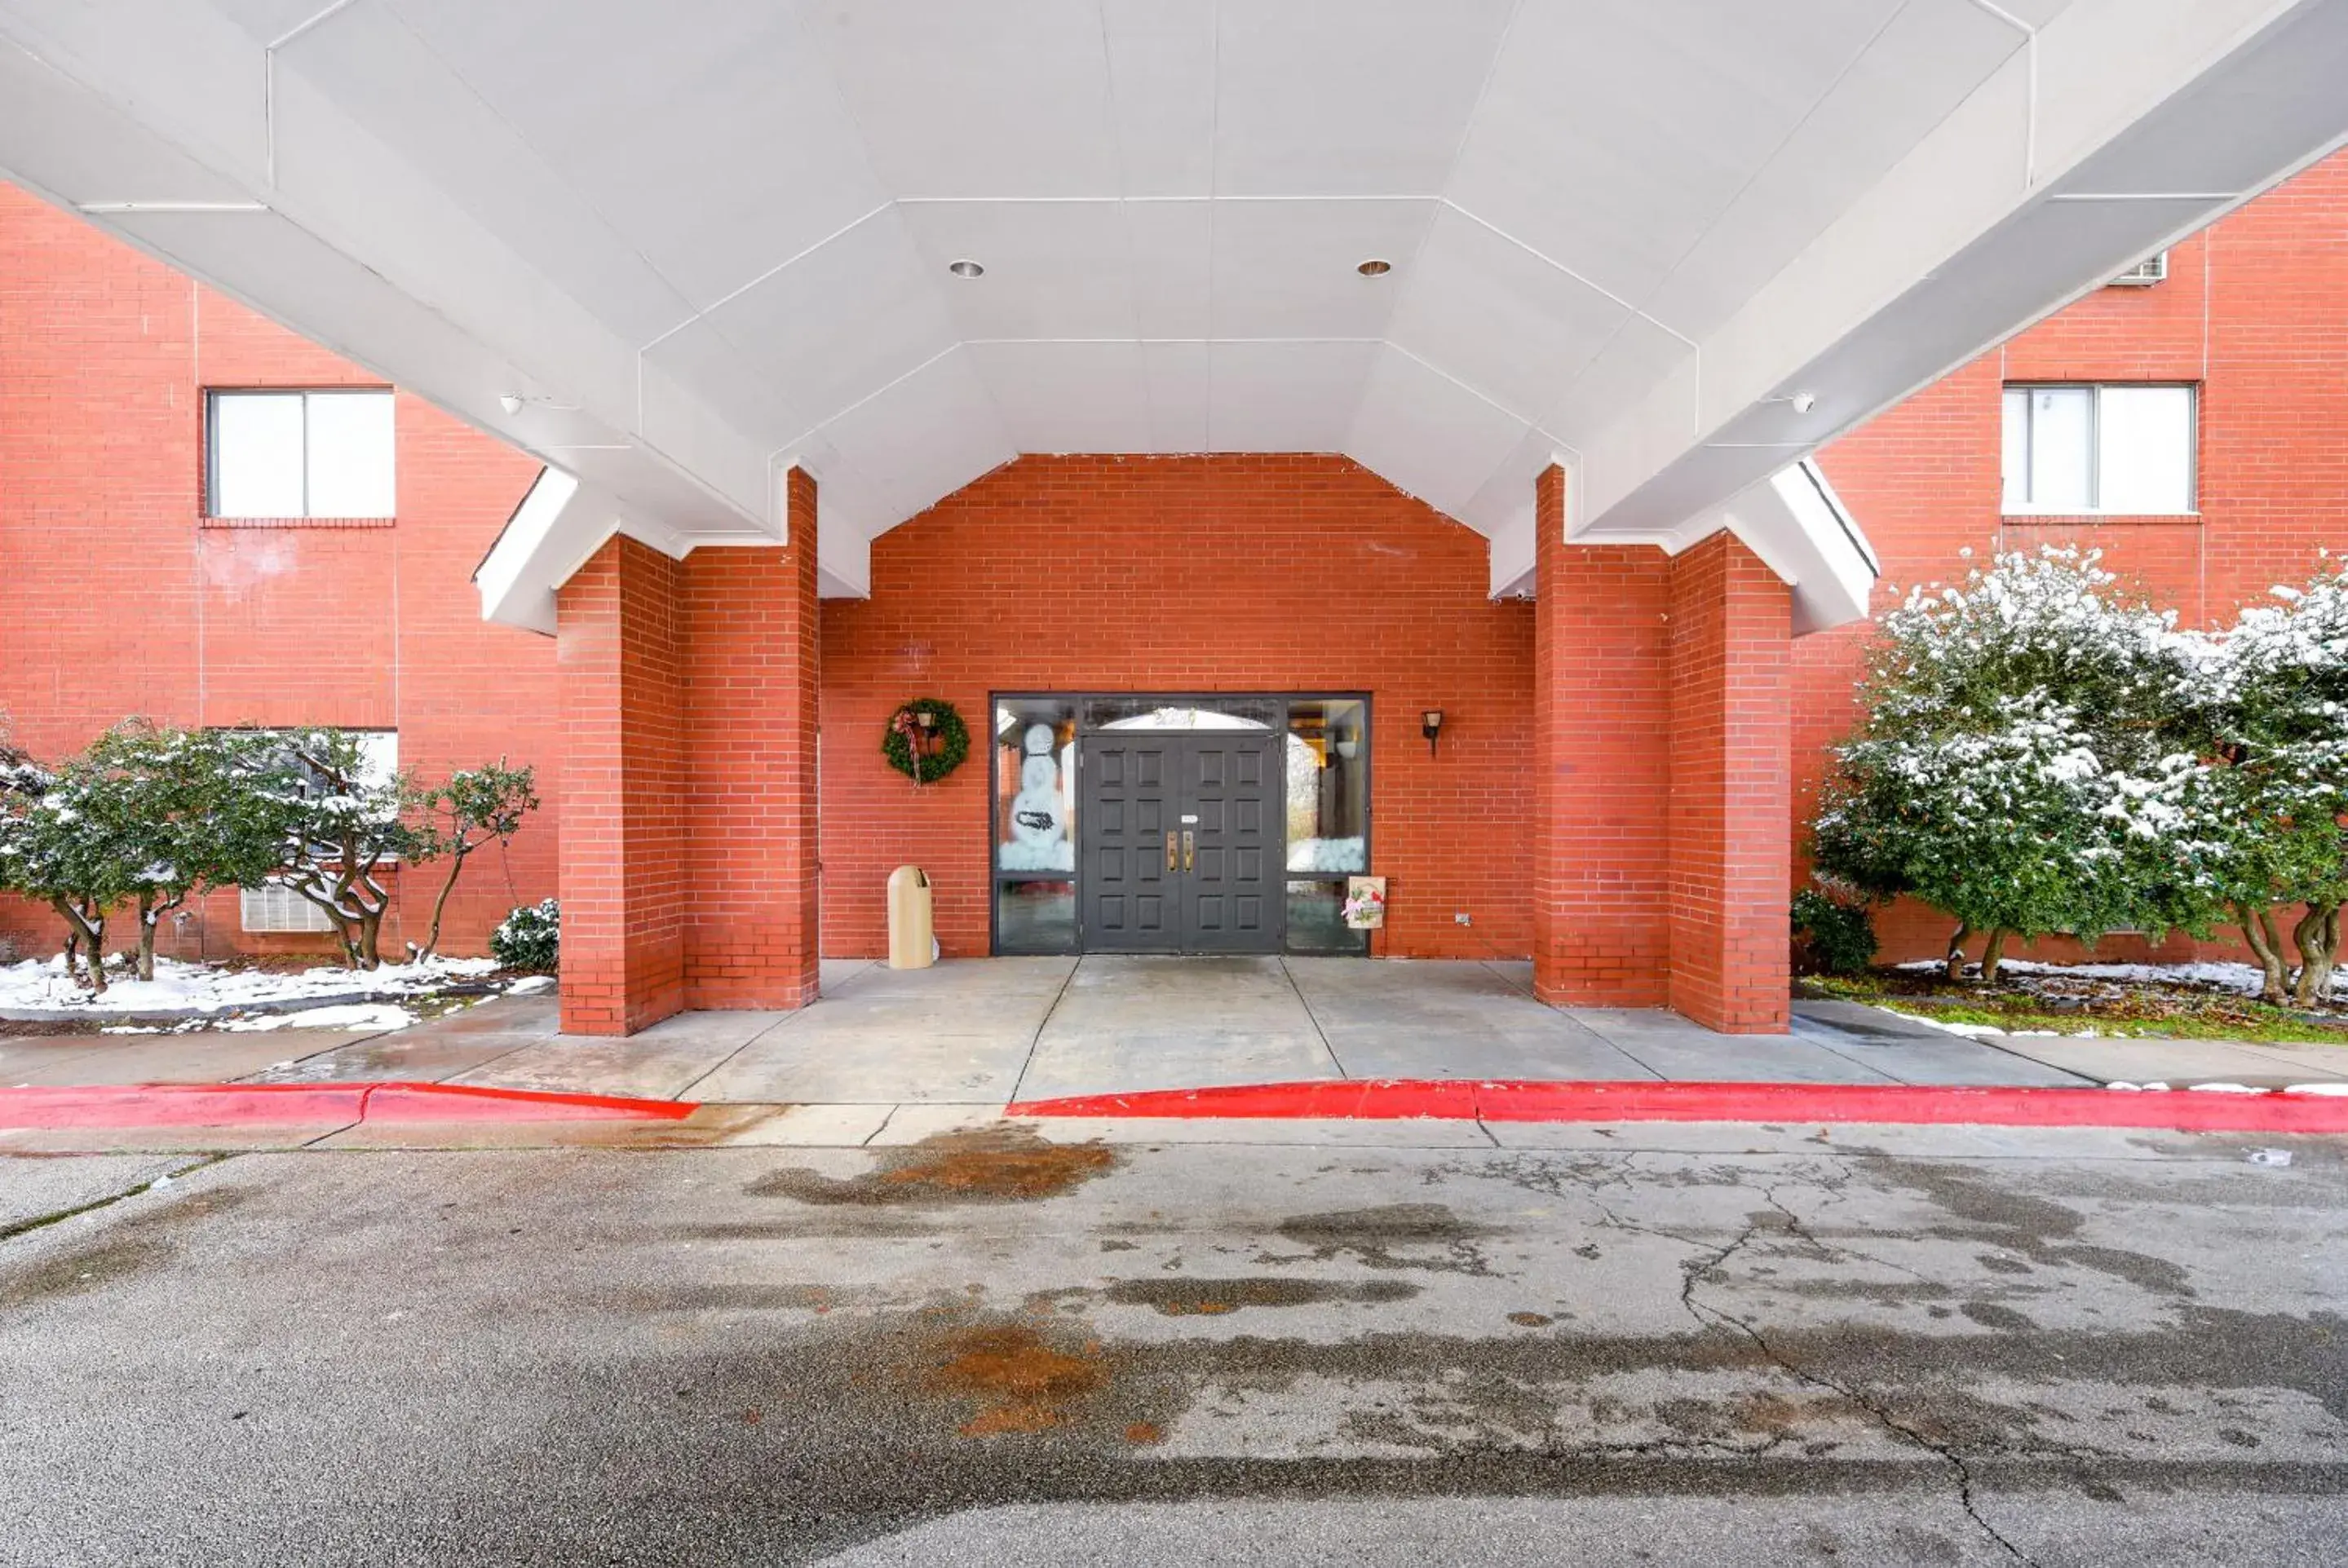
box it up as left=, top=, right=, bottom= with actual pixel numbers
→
left=207, top=390, right=396, bottom=519
left=2001, top=383, right=2195, bottom=515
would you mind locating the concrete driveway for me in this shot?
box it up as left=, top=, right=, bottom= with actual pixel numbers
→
left=5, top=1121, right=2346, bottom=1564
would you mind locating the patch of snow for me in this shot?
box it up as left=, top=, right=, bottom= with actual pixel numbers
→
left=1894, top=1010, right=2007, bottom=1037
left=2184, top=1082, right=2263, bottom=1094
left=506, top=974, right=555, bottom=996
left=2285, top=1083, right=2348, bottom=1097
left=1892, top=956, right=2345, bottom=999
left=0, top=953, right=495, bottom=1016
left=217, top=1002, right=414, bottom=1032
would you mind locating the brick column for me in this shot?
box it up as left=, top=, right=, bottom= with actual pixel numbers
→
left=1531, top=465, right=1671, bottom=1006
left=555, top=536, right=687, bottom=1036
left=553, top=470, right=822, bottom=1035
left=1665, top=532, right=1793, bottom=1033
left=680, top=466, right=821, bottom=1009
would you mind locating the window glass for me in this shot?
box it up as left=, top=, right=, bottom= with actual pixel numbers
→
left=1999, top=388, right=2030, bottom=512
left=2097, top=385, right=2194, bottom=514
left=2003, top=384, right=2195, bottom=515
left=211, top=392, right=306, bottom=517
left=209, top=391, right=395, bottom=519
left=997, top=881, right=1076, bottom=953
left=1085, top=697, right=1278, bottom=731
left=1285, top=700, right=1366, bottom=874
left=351, top=731, right=400, bottom=790
left=2025, top=386, right=2093, bottom=511
left=305, top=392, right=397, bottom=517
left=995, top=700, right=1077, bottom=953
left=1286, top=880, right=1366, bottom=955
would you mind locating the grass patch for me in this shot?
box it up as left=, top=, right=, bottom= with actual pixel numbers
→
left=1803, top=971, right=2348, bottom=1045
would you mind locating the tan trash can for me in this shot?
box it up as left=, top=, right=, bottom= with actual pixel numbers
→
left=887, top=865, right=935, bottom=970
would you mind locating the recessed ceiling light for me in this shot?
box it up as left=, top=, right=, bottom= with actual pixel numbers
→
left=1357, top=258, right=1392, bottom=277
left=948, top=258, right=984, bottom=279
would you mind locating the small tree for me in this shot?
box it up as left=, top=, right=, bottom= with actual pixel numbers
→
left=263, top=729, right=417, bottom=970
left=74, top=722, right=291, bottom=981
left=2178, top=564, right=2348, bottom=1004
left=0, top=756, right=142, bottom=993
left=407, top=761, right=538, bottom=960
left=1813, top=550, right=2204, bottom=980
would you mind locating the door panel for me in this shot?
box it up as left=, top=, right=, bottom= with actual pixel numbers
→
left=1079, top=727, right=1285, bottom=955
left=1081, top=738, right=1180, bottom=951
left=1181, top=736, right=1280, bottom=954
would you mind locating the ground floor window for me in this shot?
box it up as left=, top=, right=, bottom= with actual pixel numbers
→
left=992, top=693, right=1369, bottom=956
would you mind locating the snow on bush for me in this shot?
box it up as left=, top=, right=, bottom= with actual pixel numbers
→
left=1815, top=547, right=2348, bottom=996
left=491, top=899, right=559, bottom=974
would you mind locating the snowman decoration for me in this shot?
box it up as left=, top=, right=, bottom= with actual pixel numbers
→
left=1002, top=722, right=1073, bottom=872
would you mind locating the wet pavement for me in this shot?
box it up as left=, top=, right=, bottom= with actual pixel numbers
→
left=4, top=1124, right=2346, bottom=1563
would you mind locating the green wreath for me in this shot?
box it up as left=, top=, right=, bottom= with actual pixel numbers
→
left=883, top=698, right=971, bottom=784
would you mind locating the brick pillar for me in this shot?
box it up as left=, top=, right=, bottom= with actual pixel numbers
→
left=680, top=466, right=821, bottom=1009
left=1531, top=465, right=1672, bottom=1006
left=555, top=536, right=687, bottom=1036
left=1665, top=532, right=1793, bottom=1033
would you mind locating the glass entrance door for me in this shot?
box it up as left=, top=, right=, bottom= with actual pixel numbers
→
left=990, top=693, right=1370, bottom=956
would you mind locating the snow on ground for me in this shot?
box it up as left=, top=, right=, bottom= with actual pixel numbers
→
left=217, top=1002, right=417, bottom=1033
left=0, top=953, right=499, bottom=1016
left=1894, top=956, right=2345, bottom=997
left=1894, top=1009, right=2103, bottom=1040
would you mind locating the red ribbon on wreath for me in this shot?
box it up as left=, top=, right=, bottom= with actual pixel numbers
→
left=892, top=705, right=939, bottom=784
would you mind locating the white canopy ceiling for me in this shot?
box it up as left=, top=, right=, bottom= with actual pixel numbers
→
left=2, top=0, right=2345, bottom=626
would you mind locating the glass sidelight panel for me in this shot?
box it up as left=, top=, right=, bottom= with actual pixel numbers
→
left=998, top=880, right=1077, bottom=952
left=1284, top=698, right=1369, bottom=956
left=1284, top=700, right=1367, bottom=874
left=993, top=699, right=1078, bottom=953
left=1285, top=879, right=1364, bottom=954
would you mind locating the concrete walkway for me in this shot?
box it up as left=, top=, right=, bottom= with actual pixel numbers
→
left=7, top=958, right=2348, bottom=1117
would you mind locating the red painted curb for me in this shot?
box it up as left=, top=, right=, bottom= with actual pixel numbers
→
left=1006, top=1078, right=2348, bottom=1133
left=0, top=1081, right=697, bottom=1130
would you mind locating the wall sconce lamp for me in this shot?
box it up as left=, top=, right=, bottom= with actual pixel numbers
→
left=1422, top=709, right=1444, bottom=756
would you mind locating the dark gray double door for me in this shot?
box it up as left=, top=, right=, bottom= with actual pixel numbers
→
left=1079, top=733, right=1280, bottom=953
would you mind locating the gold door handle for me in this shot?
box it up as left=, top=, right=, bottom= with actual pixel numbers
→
left=1165, top=831, right=1178, bottom=872
left=1183, top=830, right=1195, bottom=872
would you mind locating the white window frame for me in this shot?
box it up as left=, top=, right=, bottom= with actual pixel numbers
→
left=2001, top=382, right=2198, bottom=517
left=206, top=389, right=397, bottom=519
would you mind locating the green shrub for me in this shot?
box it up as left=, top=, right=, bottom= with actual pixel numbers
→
left=1792, top=887, right=1877, bottom=976
left=491, top=899, right=559, bottom=973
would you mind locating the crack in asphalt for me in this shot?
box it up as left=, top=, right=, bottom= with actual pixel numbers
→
left=1678, top=1197, right=2036, bottom=1566
left=1479, top=1151, right=2041, bottom=1564
left=0, top=1153, right=231, bottom=1244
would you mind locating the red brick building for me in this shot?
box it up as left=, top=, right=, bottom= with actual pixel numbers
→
left=5, top=148, right=2347, bottom=1023
left=0, top=182, right=557, bottom=962
left=1805, top=148, right=2348, bottom=964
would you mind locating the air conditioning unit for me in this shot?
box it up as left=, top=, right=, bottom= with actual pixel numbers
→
left=241, top=884, right=334, bottom=934
left=2108, top=251, right=2168, bottom=287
